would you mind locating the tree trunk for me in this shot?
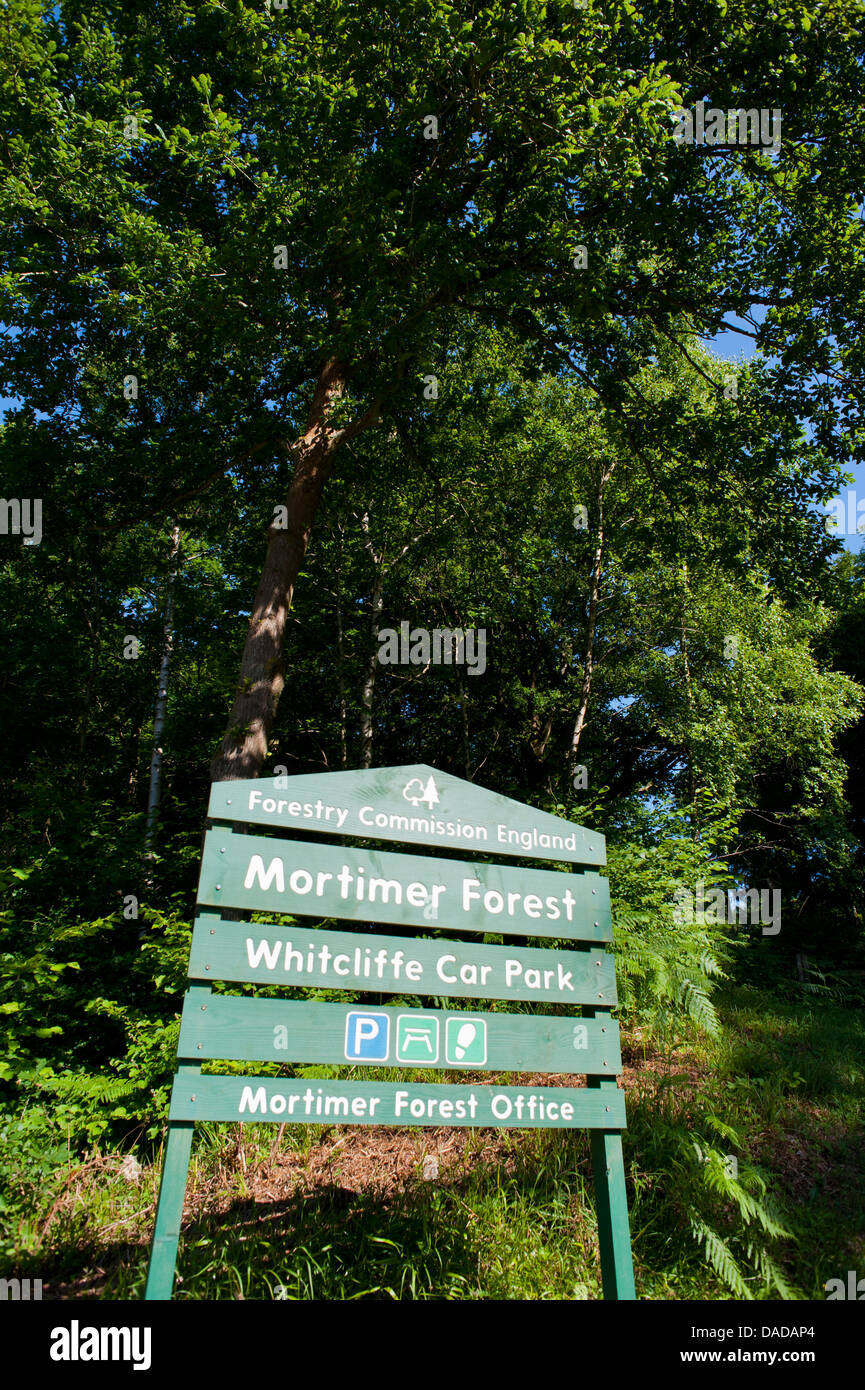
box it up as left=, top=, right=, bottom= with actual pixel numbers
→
left=335, top=523, right=348, bottom=770
left=680, top=560, right=698, bottom=806
left=458, top=673, right=472, bottom=780
left=76, top=575, right=100, bottom=793
left=534, top=712, right=554, bottom=760
left=358, top=512, right=384, bottom=770
left=570, top=460, right=614, bottom=763
left=210, top=358, right=378, bottom=783
left=144, top=522, right=181, bottom=867
left=355, top=505, right=434, bottom=769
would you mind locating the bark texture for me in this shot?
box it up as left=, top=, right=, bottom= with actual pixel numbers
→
left=334, top=523, right=348, bottom=769
left=570, top=458, right=616, bottom=763
left=210, top=358, right=377, bottom=783
left=145, top=522, right=181, bottom=859
left=358, top=510, right=385, bottom=770
left=356, top=506, right=440, bottom=769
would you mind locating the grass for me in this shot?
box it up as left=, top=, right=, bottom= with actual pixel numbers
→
left=2, top=982, right=863, bottom=1300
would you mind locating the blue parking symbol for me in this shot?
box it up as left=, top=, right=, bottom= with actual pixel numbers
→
left=344, top=1011, right=390, bottom=1061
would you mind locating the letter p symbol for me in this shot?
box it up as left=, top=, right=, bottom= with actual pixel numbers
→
left=345, top=1011, right=390, bottom=1060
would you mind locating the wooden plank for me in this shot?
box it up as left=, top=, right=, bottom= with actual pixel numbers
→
left=144, top=1056, right=200, bottom=1302
left=188, top=917, right=618, bottom=1006
left=143, top=1122, right=193, bottom=1301
left=197, top=829, right=612, bottom=942
left=586, top=1005, right=636, bottom=1300
left=209, top=763, right=605, bottom=866
left=590, top=1125, right=636, bottom=1300
left=177, top=993, right=622, bottom=1074
left=168, top=1074, right=627, bottom=1129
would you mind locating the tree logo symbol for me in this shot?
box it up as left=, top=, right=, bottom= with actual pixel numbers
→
left=402, top=775, right=440, bottom=810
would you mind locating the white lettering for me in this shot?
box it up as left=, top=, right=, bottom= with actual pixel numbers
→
left=244, top=855, right=284, bottom=893
left=239, top=1085, right=267, bottom=1114
left=437, top=954, right=457, bottom=983
left=246, top=938, right=281, bottom=970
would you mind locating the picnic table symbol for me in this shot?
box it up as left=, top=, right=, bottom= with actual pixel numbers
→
left=396, top=1014, right=440, bottom=1064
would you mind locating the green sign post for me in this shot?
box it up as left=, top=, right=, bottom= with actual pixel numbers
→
left=145, top=765, right=635, bottom=1300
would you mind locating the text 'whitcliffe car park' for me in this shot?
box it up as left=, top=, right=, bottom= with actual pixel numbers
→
left=188, top=919, right=617, bottom=1004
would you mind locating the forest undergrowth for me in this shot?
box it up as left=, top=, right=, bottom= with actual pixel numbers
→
left=3, top=983, right=862, bottom=1302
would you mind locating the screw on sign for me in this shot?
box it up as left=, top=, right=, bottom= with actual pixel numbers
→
left=145, top=765, right=634, bottom=1300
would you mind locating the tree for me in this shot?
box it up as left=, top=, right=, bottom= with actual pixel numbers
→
left=2, top=0, right=864, bottom=784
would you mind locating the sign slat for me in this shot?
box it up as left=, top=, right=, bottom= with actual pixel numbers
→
left=208, top=764, right=605, bottom=866
left=169, top=1074, right=627, bottom=1129
left=177, top=993, right=622, bottom=1074
left=188, top=917, right=618, bottom=1005
left=197, top=830, right=611, bottom=942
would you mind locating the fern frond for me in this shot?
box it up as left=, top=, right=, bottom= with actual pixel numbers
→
left=37, top=1072, right=139, bottom=1103
left=705, top=1114, right=741, bottom=1144
left=746, top=1244, right=799, bottom=1300
left=690, top=1217, right=751, bottom=1298
left=677, top=977, right=720, bottom=1036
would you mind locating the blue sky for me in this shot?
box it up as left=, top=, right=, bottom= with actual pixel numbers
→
left=703, top=315, right=863, bottom=555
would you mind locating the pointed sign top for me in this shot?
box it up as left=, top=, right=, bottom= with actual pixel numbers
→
left=208, top=764, right=604, bottom=866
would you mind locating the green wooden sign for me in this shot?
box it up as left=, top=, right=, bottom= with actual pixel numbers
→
left=208, top=764, right=605, bottom=865
left=177, top=990, right=622, bottom=1074
left=169, top=1075, right=628, bottom=1129
left=198, top=829, right=611, bottom=941
left=188, top=917, right=618, bottom=1005
left=146, top=765, right=635, bottom=1303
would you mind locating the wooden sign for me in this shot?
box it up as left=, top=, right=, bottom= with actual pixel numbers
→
left=208, top=764, right=605, bottom=865
left=146, top=765, right=635, bottom=1303
left=188, top=917, right=618, bottom=1005
left=169, top=1075, right=628, bottom=1129
left=197, top=828, right=611, bottom=940
left=177, top=988, right=622, bottom=1074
